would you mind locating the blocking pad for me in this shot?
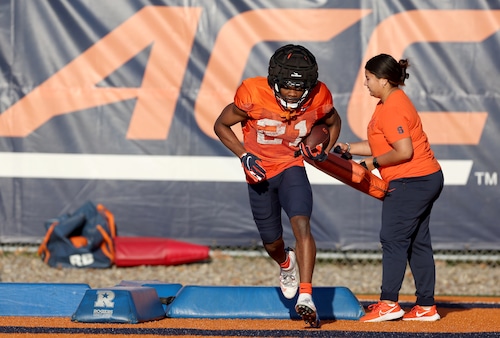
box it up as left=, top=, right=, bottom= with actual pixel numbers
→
left=166, top=285, right=365, bottom=320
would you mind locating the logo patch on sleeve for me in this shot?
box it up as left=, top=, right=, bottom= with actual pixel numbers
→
left=397, top=126, right=404, bottom=134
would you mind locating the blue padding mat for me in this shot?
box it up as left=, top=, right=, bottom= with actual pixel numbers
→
left=166, top=286, right=364, bottom=320
left=117, top=280, right=183, bottom=311
left=117, top=280, right=182, bottom=299
left=0, top=283, right=90, bottom=317
left=72, top=286, right=166, bottom=323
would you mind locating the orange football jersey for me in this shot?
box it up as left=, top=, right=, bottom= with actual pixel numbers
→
left=234, top=77, right=334, bottom=181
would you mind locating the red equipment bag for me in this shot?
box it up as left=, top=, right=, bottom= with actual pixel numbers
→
left=114, top=236, right=210, bottom=267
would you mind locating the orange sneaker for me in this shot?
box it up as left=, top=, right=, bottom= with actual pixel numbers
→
left=359, top=301, right=404, bottom=322
left=403, top=305, right=440, bottom=321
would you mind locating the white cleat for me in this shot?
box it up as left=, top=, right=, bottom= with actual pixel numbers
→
left=295, top=293, right=320, bottom=328
left=279, top=248, right=298, bottom=299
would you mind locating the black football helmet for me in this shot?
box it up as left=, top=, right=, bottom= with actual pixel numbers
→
left=267, top=44, right=318, bottom=112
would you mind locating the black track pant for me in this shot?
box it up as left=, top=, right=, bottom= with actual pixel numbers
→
left=379, top=170, right=444, bottom=306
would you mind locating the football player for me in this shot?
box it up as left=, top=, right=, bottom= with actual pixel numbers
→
left=214, top=44, right=341, bottom=327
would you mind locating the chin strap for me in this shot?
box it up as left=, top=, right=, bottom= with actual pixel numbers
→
left=279, top=109, right=298, bottom=121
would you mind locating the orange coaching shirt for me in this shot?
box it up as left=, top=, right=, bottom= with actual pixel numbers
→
left=234, top=77, right=334, bottom=182
left=367, top=89, right=441, bottom=182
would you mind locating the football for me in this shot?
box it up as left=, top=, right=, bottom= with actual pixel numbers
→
left=302, top=123, right=330, bottom=152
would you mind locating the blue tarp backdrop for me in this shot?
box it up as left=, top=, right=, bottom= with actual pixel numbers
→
left=0, top=1, right=498, bottom=250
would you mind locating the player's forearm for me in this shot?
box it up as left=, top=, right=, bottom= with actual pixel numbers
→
left=214, top=124, right=246, bottom=158
left=325, top=115, right=341, bottom=153
left=214, top=103, right=248, bottom=158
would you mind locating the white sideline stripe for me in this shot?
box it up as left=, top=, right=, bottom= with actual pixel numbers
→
left=439, top=160, right=473, bottom=185
left=0, top=153, right=471, bottom=185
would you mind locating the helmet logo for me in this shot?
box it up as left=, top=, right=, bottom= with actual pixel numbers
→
left=290, top=72, right=302, bottom=78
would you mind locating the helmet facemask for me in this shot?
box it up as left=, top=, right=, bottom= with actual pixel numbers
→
left=274, top=81, right=309, bottom=111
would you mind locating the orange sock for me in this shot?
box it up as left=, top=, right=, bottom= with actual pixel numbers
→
left=279, top=254, right=290, bottom=269
left=299, top=283, right=312, bottom=295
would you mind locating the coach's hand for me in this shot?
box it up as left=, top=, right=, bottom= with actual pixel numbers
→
left=240, top=152, right=266, bottom=183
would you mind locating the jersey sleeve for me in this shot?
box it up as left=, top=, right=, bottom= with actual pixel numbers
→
left=380, top=96, right=412, bottom=144
left=314, top=82, right=334, bottom=107
left=382, top=112, right=410, bottom=144
left=234, top=79, right=257, bottom=112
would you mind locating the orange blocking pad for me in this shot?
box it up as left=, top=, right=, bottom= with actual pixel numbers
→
left=305, top=153, right=388, bottom=200
left=166, top=286, right=365, bottom=320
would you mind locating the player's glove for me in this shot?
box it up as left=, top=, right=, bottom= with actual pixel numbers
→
left=240, top=152, right=266, bottom=183
left=299, top=143, right=328, bottom=162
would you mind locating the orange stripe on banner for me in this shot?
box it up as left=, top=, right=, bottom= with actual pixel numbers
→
left=0, top=7, right=202, bottom=139
left=348, top=10, right=500, bottom=144
left=195, top=8, right=372, bottom=141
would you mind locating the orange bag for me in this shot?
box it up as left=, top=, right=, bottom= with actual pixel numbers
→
left=305, top=153, right=388, bottom=201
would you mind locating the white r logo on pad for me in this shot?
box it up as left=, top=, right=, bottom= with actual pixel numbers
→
left=94, top=290, right=115, bottom=308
